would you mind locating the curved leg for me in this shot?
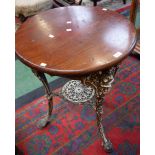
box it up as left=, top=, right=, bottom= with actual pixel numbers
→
left=96, top=94, right=113, bottom=153
left=32, top=70, right=53, bottom=128
left=81, top=65, right=119, bottom=152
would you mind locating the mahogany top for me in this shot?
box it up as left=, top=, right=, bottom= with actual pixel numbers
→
left=16, top=6, right=137, bottom=77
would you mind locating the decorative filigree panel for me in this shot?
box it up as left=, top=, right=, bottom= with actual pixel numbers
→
left=61, top=80, right=95, bottom=103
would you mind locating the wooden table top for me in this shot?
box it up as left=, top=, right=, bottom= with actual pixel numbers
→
left=16, top=6, right=137, bottom=77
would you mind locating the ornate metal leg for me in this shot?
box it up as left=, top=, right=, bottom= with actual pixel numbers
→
left=82, top=65, right=119, bottom=152
left=95, top=93, right=113, bottom=152
left=32, top=70, right=53, bottom=128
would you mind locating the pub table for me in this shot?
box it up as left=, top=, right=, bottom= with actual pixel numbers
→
left=16, top=6, right=137, bottom=153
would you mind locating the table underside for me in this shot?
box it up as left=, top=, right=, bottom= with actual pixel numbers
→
left=32, top=64, right=119, bottom=152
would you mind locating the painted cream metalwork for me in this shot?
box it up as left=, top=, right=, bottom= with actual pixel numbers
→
left=61, top=80, right=95, bottom=103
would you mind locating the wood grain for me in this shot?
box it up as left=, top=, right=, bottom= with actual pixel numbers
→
left=16, top=6, right=137, bottom=77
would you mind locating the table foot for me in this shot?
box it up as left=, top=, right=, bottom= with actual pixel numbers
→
left=102, top=140, right=113, bottom=153
left=36, top=116, right=51, bottom=129
left=96, top=103, right=113, bottom=153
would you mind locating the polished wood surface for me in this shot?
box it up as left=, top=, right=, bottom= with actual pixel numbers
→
left=16, top=6, right=137, bottom=76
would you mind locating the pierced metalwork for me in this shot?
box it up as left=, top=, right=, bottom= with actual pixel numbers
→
left=61, top=80, right=95, bottom=103
left=31, top=65, right=119, bottom=152
left=81, top=65, right=119, bottom=152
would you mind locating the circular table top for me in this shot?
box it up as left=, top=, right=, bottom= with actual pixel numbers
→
left=16, top=6, right=137, bottom=77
